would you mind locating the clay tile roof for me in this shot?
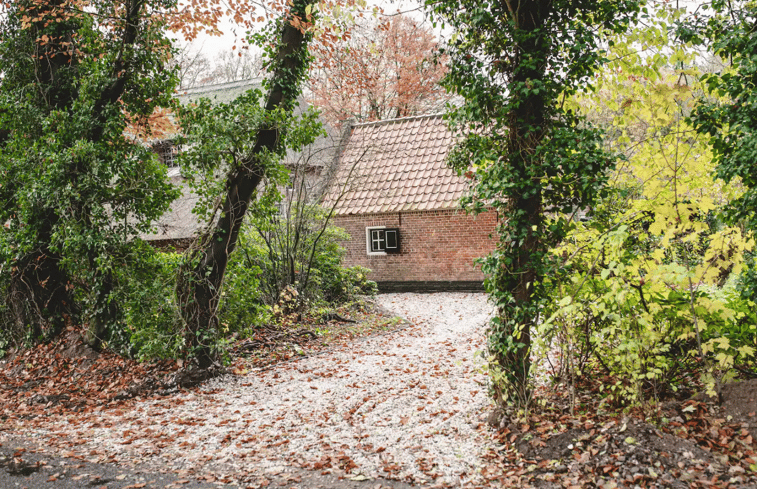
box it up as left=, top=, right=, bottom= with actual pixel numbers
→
left=324, top=114, right=469, bottom=215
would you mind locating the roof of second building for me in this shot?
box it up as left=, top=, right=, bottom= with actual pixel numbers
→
left=176, top=79, right=263, bottom=106
left=323, top=114, right=468, bottom=215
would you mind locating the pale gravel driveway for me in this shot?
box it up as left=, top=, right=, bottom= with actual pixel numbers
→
left=12, top=292, right=498, bottom=487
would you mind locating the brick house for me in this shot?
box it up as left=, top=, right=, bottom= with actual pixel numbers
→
left=322, top=114, right=499, bottom=292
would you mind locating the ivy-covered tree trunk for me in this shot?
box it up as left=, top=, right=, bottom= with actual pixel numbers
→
left=4, top=0, right=82, bottom=339
left=9, top=233, right=78, bottom=340
left=177, top=0, right=314, bottom=369
left=427, top=0, right=640, bottom=408
left=495, top=0, right=552, bottom=403
left=0, top=0, right=179, bottom=347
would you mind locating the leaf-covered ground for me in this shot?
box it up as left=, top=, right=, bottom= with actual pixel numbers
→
left=1, top=293, right=756, bottom=488
left=489, top=383, right=757, bottom=488
left=0, top=302, right=402, bottom=416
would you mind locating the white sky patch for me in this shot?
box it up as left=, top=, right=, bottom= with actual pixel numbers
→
left=176, top=0, right=438, bottom=60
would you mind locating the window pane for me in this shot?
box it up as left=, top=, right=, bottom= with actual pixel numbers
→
left=161, top=144, right=178, bottom=168
left=385, top=229, right=398, bottom=250
left=371, top=229, right=385, bottom=252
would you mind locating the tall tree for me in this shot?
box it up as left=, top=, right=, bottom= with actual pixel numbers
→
left=309, top=14, right=448, bottom=126
left=0, top=0, right=179, bottom=346
left=175, top=0, right=318, bottom=369
left=426, top=0, right=640, bottom=408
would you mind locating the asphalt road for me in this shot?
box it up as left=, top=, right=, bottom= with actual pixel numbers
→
left=0, top=440, right=415, bottom=489
left=0, top=441, right=234, bottom=489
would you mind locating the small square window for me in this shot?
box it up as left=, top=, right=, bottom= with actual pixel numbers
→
left=154, top=142, right=179, bottom=168
left=162, top=145, right=179, bottom=168
left=366, top=227, right=400, bottom=255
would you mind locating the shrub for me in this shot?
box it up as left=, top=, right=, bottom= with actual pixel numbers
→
left=214, top=206, right=376, bottom=335
left=217, top=238, right=270, bottom=333
left=543, top=213, right=755, bottom=406
left=326, top=265, right=379, bottom=303
left=113, top=245, right=184, bottom=361
left=242, top=203, right=375, bottom=309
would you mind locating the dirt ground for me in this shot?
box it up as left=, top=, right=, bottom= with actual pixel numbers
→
left=496, top=379, right=757, bottom=488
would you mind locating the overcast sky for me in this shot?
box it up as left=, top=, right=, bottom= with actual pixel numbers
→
left=179, top=0, right=434, bottom=60
left=178, top=0, right=709, bottom=74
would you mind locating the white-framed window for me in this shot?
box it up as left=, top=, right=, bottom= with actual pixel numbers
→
left=366, top=226, right=400, bottom=255
left=161, top=144, right=179, bottom=168
left=154, top=141, right=179, bottom=169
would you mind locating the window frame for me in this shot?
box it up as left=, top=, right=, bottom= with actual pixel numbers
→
left=365, top=226, right=400, bottom=255
left=154, top=141, right=179, bottom=169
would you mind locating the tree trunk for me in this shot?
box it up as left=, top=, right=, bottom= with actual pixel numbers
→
left=9, top=246, right=79, bottom=340
left=493, top=0, right=551, bottom=405
left=85, top=272, right=118, bottom=350
left=177, top=0, right=313, bottom=369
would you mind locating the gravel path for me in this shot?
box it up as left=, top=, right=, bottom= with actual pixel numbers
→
left=10, top=292, right=497, bottom=487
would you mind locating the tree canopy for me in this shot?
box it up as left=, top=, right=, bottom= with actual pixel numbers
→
left=309, top=13, right=449, bottom=126
left=0, top=0, right=180, bottom=346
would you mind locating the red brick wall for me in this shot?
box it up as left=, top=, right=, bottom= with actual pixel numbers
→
left=332, top=209, right=498, bottom=282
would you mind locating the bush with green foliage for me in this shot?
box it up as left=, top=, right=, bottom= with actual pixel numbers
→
left=111, top=245, right=184, bottom=362
left=543, top=217, right=756, bottom=406
left=540, top=5, right=756, bottom=407
left=217, top=235, right=270, bottom=333
left=321, top=264, right=378, bottom=304
left=222, top=207, right=377, bottom=330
